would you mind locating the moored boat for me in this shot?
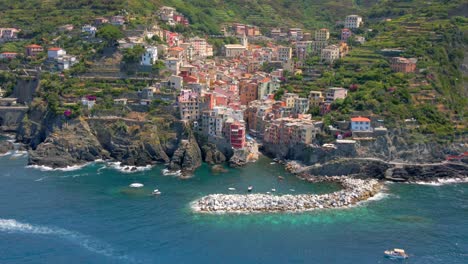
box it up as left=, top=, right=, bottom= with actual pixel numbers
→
left=129, top=183, right=144, bottom=188
left=152, top=189, right=161, bottom=195
left=384, top=248, right=408, bottom=259
left=247, top=186, right=253, bottom=192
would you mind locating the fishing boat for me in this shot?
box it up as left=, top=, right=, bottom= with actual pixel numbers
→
left=247, top=186, right=253, bottom=192
left=129, top=183, right=144, bottom=188
left=384, top=248, right=408, bottom=259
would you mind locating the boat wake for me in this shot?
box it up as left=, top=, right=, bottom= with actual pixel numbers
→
left=0, top=218, right=133, bottom=261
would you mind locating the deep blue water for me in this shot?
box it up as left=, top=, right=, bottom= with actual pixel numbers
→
left=0, top=150, right=467, bottom=263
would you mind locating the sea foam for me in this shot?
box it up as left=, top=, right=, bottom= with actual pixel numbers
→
left=26, top=163, right=90, bottom=172
left=0, top=218, right=132, bottom=261
left=410, top=177, right=468, bottom=186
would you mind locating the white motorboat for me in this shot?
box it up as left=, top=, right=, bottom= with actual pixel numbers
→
left=247, top=186, right=253, bottom=192
left=152, top=189, right=161, bottom=195
left=228, top=187, right=236, bottom=191
left=384, top=248, right=408, bottom=259
left=129, top=183, right=144, bottom=188
left=271, top=188, right=276, bottom=192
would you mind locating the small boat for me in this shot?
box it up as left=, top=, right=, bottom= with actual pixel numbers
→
left=129, top=183, right=144, bottom=188
left=247, top=186, right=253, bottom=192
left=152, top=189, right=161, bottom=195
left=266, top=192, right=271, bottom=194
left=289, top=189, right=295, bottom=192
left=278, top=176, right=284, bottom=181
left=384, top=248, right=408, bottom=259
left=270, top=162, right=276, bottom=165
left=228, top=187, right=236, bottom=191
left=271, top=188, right=276, bottom=192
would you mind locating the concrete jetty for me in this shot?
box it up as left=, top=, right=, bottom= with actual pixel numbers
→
left=191, top=177, right=382, bottom=213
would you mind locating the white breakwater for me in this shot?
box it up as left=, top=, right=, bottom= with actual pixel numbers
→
left=191, top=177, right=382, bottom=213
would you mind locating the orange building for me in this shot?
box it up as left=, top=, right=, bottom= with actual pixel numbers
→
left=239, top=81, right=258, bottom=106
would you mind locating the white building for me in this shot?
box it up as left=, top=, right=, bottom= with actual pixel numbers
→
left=47, top=48, right=66, bottom=59
left=345, top=15, right=363, bottom=29
left=165, top=57, right=181, bottom=75
left=57, top=55, right=77, bottom=70
left=321, top=45, right=340, bottom=64
left=169, top=75, right=183, bottom=90
left=325, top=87, right=348, bottom=102
left=351, top=117, right=372, bottom=131
left=82, top=25, right=97, bottom=36
left=141, top=46, right=158, bottom=66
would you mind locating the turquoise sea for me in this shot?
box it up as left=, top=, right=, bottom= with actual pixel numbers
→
left=0, top=148, right=467, bottom=263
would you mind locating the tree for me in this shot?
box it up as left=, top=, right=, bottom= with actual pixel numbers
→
left=97, top=25, right=124, bottom=46
left=122, top=45, right=145, bottom=63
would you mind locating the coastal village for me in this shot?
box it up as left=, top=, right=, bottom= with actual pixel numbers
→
left=0, top=4, right=466, bottom=172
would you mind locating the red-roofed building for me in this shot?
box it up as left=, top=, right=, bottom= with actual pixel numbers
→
left=25, top=44, right=43, bottom=57
left=351, top=116, right=371, bottom=131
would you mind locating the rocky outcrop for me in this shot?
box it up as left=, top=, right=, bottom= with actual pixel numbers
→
left=290, top=158, right=468, bottom=182
left=264, top=129, right=466, bottom=165
left=0, top=141, right=14, bottom=154
left=168, top=135, right=202, bottom=176
left=229, top=141, right=260, bottom=167
left=89, top=121, right=170, bottom=166
left=28, top=118, right=109, bottom=168
left=201, top=143, right=226, bottom=165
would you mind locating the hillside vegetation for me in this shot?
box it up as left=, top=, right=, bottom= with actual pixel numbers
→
left=0, top=0, right=466, bottom=140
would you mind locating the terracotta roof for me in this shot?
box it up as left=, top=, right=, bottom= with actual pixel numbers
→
left=169, top=47, right=184, bottom=52
left=1, top=52, right=18, bottom=54
left=351, top=117, right=370, bottom=122
left=26, top=44, right=42, bottom=48
left=260, top=77, right=270, bottom=83
left=48, top=47, right=62, bottom=51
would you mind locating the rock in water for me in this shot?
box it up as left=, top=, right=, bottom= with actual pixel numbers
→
left=0, top=141, right=14, bottom=155
left=169, top=135, right=202, bottom=175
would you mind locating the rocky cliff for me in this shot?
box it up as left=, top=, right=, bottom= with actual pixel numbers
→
left=264, top=129, right=466, bottom=165
left=16, top=103, right=182, bottom=168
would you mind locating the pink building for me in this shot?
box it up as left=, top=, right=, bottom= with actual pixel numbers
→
left=341, top=28, right=352, bottom=42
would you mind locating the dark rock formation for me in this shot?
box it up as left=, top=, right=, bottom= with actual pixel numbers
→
left=89, top=121, right=170, bottom=166
left=201, top=143, right=226, bottom=165
left=300, top=158, right=467, bottom=182
left=168, top=135, right=202, bottom=175
left=28, top=119, right=109, bottom=167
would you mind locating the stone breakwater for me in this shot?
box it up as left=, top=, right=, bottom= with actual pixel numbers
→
left=191, top=177, right=382, bottom=213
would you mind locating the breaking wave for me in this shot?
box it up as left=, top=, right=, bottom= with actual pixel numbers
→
left=0, top=218, right=132, bottom=261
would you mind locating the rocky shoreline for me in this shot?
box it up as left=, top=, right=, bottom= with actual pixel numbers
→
left=191, top=177, right=382, bottom=213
